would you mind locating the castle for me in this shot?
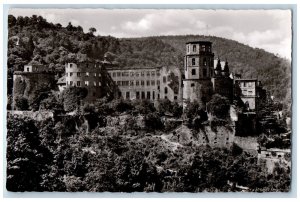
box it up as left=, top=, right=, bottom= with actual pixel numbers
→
left=14, top=40, right=265, bottom=112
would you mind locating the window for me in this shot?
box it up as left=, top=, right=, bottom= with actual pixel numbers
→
left=70, top=73, right=73, bottom=76
left=126, top=92, right=130, bottom=99
left=203, top=58, right=207, bottom=66
left=94, top=73, right=97, bottom=77
left=192, top=58, right=195, bottom=66
left=70, top=81, right=73, bottom=86
left=165, top=87, right=168, bottom=94
left=157, top=80, right=160, bottom=85
left=85, top=81, right=89, bottom=86
left=187, top=45, right=190, bottom=52
left=243, top=82, right=246, bottom=87
left=141, top=72, right=145, bottom=77
left=77, top=72, right=81, bottom=77
left=135, top=72, right=139, bottom=77
left=146, top=71, right=150, bottom=76
left=77, top=81, right=81, bottom=86
left=151, top=80, right=155, bottom=86
left=158, top=86, right=160, bottom=90
left=192, top=45, right=196, bottom=52
left=27, top=68, right=29, bottom=72
left=136, top=92, right=140, bottom=99
left=112, top=72, right=116, bottom=77
left=163, top=76, right=166, bottom=83
left=70, top=64, right=73, bottom=68
left=117, top=72, right=121, bottom=77
left=141, top=80, right=145, bottom=86
left=191, top=83, right=195, bottom=87
left=201, top=45, right=205, bottom=51
left=130, top=81, right=134, bottom=86
left=147, top=91, right=151, bottom=99
left=192, top=69, right=196, bottom=75
left=99, top=82, right=101, bottom=86
left=208, top=46, right=211, bottom=52
left=86, top=72, right=89, bottom=77
left=99, top=73, right=101, bottom=77
left=136, top=81, right=140, bottom=86
left=203, top=69, right=207, bottom=77
left=118, top=92, right=122, bottom=98
left=142, top=92, right=145, bottom=99
left=147, top=81, right=150, bottom=86
left=151, top=71, right=155, bottom=76
left=174, top=96, right=177, bottom=100
left=94, top=81, right=96, bottom=86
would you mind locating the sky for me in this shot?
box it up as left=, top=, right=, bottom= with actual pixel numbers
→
left=8, top=8, right=292, bottom=60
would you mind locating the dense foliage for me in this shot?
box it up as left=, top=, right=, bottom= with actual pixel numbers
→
left=6, top=98, right=291, bottom=192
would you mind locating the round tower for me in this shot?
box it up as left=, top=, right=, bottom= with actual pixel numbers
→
left=183, top=41, right=214, bottom=106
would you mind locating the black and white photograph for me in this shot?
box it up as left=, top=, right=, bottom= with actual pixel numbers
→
left=5, top=6, right=293, bottom=193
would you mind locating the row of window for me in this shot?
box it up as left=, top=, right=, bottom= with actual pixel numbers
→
left=67, top=81, right=101, bottom=87
left=109, top=71, right=160, bottom=78
left=191, top=58, right=211, bottom=66
left=66, top=72, right=101, bottom=77
left=187, top=44, right=211, bottom=53
left=240, top=82, right=255, bottom=88
left=191, top=68, right=208, bottom=77
left=121, top=91, right=178, bottom=100
left=115, top=80, right=161, bottom=87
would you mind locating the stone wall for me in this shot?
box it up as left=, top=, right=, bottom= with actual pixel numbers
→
left=13, top=72, right=55, bottom=98
left=182, top=79, right=213, bottom=104
left=234, top=136, right=258, bottom=151
left=8, top=110, right=54, bottom=121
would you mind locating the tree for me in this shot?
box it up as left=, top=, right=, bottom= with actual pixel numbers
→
left=207, top=94, right=230, bottom=119
left=6, top=115, right=52, bottom=191
left=89, top=27, right=97, bottom=35
left=8, top=15, right=16, bottom=27
left=61, top=86, right=88, bottom=112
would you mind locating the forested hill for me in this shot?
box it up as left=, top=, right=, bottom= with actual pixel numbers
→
left=7, top=15, right=291, bottom=112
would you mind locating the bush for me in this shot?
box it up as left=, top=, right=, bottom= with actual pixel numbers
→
left=14, top=95, right=29, bottom=110
left=61, top=86, right=88, bottom=112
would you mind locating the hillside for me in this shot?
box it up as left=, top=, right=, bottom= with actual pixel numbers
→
left=7, top=15, right=291, bottom=113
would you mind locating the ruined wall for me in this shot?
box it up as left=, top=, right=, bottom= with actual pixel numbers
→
left=211, top=77, right=233, bottom=102
left=234, top=136, right=258, bottom=151
left=182, top=79, right=213, bottom=104
left=13, top=72, right=55, bottom=98
left=65, top=62, right=103, bottom=103
left=8, top=110, right=54, bottom=121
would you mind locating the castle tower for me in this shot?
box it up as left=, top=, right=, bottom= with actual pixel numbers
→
left=183, top=41, right=214, bottom=106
